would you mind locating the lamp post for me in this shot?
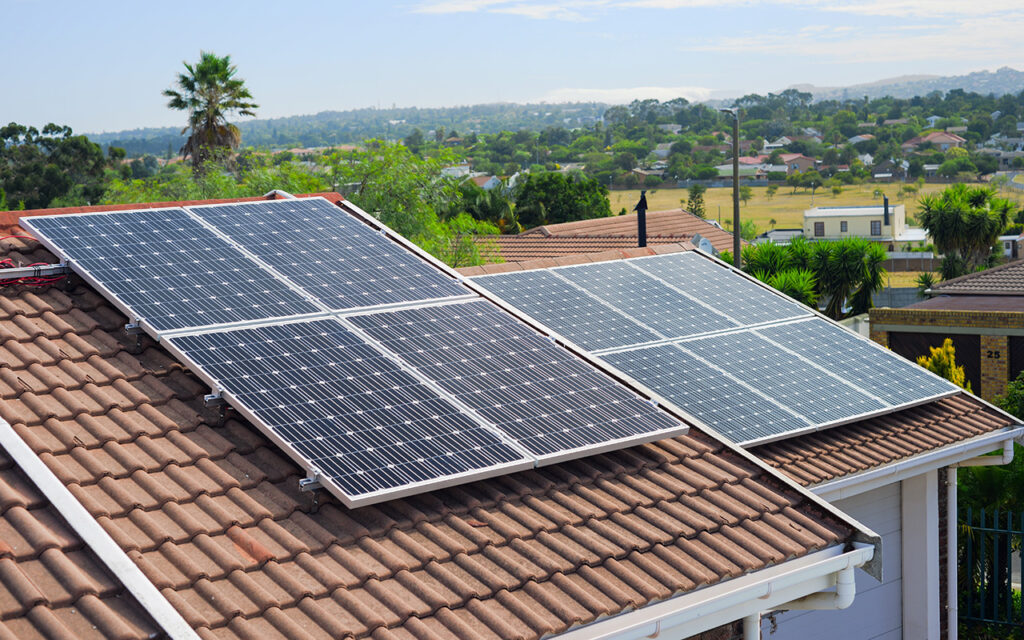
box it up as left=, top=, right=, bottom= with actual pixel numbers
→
left=719, top=108, right=741, bottom=268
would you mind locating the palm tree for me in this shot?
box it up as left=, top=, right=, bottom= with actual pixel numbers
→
left=164, top=52, right=258, bottom=172
left=918, top=184, right=1013, bottom=277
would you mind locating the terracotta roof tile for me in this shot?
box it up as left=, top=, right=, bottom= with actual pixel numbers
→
left=753, top=393, right=1016, bottom=486
left=0, top=215, right=869, bottom=639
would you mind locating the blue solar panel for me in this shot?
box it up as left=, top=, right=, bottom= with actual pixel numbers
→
left=556, top=261, right=738, bottom=339
left=24, top=208, right=319, bottom=332
left=634, top=253, right=810, bottom=326
left=474, top=270, right=659, bottom=350
left=349, top=301, right=685, bottom=459
left=757, top=319, right=957, bottom=405
left=190, top=198, right=468, bottom=310
left=168, top=320, right=531, bottom=502
left=603, top=344, right=810, bottom=442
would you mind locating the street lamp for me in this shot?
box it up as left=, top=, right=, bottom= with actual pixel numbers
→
left=719, top=107, right=741, bottom=268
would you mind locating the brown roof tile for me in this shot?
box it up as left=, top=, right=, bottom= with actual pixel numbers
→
left=929, top=258, right=1024, bottom=296
left=752, top=393, right=1016, bottom=486
left=0, top=270, right=854, bottom=638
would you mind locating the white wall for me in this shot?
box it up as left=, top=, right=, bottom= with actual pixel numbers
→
left=762, top=483, right=902, bottom=640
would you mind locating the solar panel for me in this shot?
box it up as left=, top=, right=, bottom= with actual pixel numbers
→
left=757, top=318, right=957, bottom=405
left=167, top=319, right=532, bottom=503
left=682, top=330, right=887, bottom=425
left=349, top=301, right=685, bottom=460
left=24, top=208, right=319, bottom=332
left=556, top=261, right=738, bottom=339
left=473, top=270, right=659, bottom=350
left=603, top=344, right=811, bottom=442
left=632, top=253, right=810, bottom=326
left=189, top=199, right=468, bottom=310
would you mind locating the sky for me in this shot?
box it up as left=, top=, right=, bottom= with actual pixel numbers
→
left=4, top=0, right=1023, bottom=134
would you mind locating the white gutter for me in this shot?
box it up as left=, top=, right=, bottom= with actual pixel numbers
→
left=0, top=418, right=201, bottom=640
left=943, top=438, right=1016, bottom=640
left=553, top=544, right=874, bottom=640
left=812, top=426, right=1024, bottom=502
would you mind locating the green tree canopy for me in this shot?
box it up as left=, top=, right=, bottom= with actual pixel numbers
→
left=164, top=52, right=258, bottom=172
left=512, top=171, right=610, bottom=228
left=0, top=123, right=109, bottom=209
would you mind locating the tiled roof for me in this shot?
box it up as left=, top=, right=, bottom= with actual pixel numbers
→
left=904, top=295, right=1024, bottom=312
left=458, top=243, right=693, bottom=277
left=928, top=259, right=1024, bottom=296
left=751, top=393, right=1015, bottom=487
left=0, top=217, right=859, bottom=638
left=474, top=235, right=693, bottom=264
left=0, top=448, right=159, bottom=639
left=518, top=209, right=737, bottom=254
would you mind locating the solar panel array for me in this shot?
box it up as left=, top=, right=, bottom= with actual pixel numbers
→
left=24, top=198, right=688, bottom=507
left=472, top=251, right=960, bottom=445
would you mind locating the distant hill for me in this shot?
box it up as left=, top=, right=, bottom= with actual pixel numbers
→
left=789, top=67, right=1024, bottom=102
left=87, top=102, right=608, bottom=157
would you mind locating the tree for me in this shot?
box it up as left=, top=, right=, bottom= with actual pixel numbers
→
left=918, top=184, right=1013, bottom=276
left=916, top=338, right=971, bottom=392
left=0, top=123, right=109, bottom=209
left=765, top=184, right=778, bottom=200
left=686, top=184, right=706, bottom=218
left=739, top=185, right=753, bottom=206
left=163, top=51, right=258, bottom=172
left=512, top=171, right=610, bottom=228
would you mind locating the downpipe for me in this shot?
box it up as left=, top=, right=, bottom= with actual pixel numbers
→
left=770, top=565, right=856, bottom=611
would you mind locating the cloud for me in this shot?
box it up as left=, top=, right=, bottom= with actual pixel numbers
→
left=538, top=85, right=713, bottom=103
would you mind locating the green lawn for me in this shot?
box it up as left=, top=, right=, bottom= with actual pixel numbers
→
left=609, top=182, right=1014, bottom=235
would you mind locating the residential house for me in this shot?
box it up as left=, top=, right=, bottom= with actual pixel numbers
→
left=872, top=158, right=910, bottom=180
left=803, top=199, right=927, bottom=249
left=871, top=259, right=1024, bottom=400
left=657, top=123, right=683, bottom=134
left=461, top=248, right=1023, bottom=640
left=848, top=134, right=875, bottom=145
left=901, top=131, right=967, bottom=152
left=923, top=163, right=941, bottom=178
left=0, top=194, right=880, bottom=640
left=753, top=228, right=804, bottom=245
left=779, top=153, right=816, bottom=175
left=999, top=233, right=1024, bottom=259
left=976, top=148, right=1024, bottom=170
left=440, top=162, right=472, bottom=178
left=883, top=118, right=909, bottom=126
left=926, top=115, right=942, bottom=128
left=466, top=174, right=501, bottom=190
left=653, top=142, right=673, bottom=159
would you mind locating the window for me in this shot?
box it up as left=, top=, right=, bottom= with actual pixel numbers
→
left=840, top=221, right=848, bottom=233
left=871, top=220, right=882, bottom=236
left=814, top=221, right=825, bottom=237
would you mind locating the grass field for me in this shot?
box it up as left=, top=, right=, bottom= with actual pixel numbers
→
left=609, top=182, right=1020, bottom=236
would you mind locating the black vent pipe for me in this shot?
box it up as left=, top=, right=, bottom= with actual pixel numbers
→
left=635, top=190, right=648, bottom=248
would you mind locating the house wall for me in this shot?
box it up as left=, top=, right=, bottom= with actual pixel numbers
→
left=870, top=307, right=1024, bottom=400
left=803, top=206, right=906, bottom=241
left=761, top=484, right=903, bottom=640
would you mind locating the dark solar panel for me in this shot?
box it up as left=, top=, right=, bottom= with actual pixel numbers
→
left=555, top=261, right=737, bottom=339
left=24, top=208, right=319, bottom=332
left=603, top=344, right=811, bottom=442
left=683, top=330, right=886, bottom=424
left=474, top=270, right=659, bottom=350
left=168, top=320, right=530, bottom=503
left=190, top=198, right=468, bottom=310
left=758, top=319, right=956, bottom=405
left=634, top=253, right=810, bottom=326
left=349, top=301, right=685, bottom=459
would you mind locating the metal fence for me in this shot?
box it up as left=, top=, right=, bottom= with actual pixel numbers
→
left=960, top=508, right=1024, bottom=631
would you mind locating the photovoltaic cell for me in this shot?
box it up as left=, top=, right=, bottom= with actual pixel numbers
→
left=350, top=301, right=684, bottom=458
left=633, top=253, right=810, bottom=326
left=168, top=320, right=530, bottom=500
left=603, top=344, right=810, bottom=442
left=474, top=270, right=659, bottom=350
left=757, top=318, right=957, bottom=405
left=24, top=208, right=319, bottom=332
left=190, top=199, right=468, bottom=310
left=557, top=261, right=737, bottom=338
left=683, top=330, right=886, bottom=424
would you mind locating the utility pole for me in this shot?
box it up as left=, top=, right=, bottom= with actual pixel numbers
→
left=720, top=108, right=741, bottom=268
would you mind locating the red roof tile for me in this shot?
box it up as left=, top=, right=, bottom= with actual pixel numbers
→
left=0, top=231, right=857, bottom=638
left=475, top=235, right=695, bottom=263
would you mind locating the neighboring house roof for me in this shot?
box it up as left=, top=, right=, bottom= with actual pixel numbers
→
left=906, top=295, right=1024, bottom=312
left=929, top=259, right=1024, bottom=295
left=0, top=200, right=866, bottom=640
left=902, top=131, right=967, bottom=148
left=474, top=235, right=696, bottom=264
left=518, top=209, right=738, bottom=253
left=457, top=248, right=1018, bottom=489
left=468, top=175, right=498, bottom=188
